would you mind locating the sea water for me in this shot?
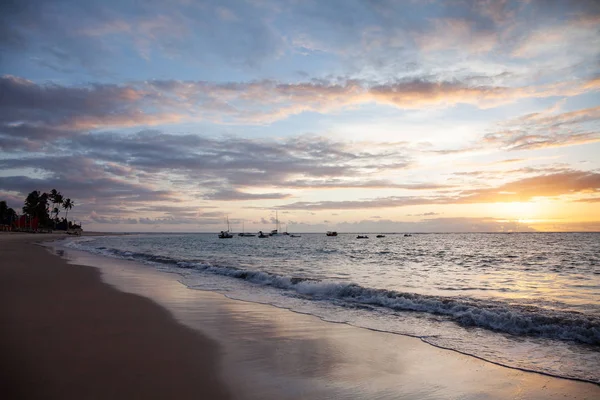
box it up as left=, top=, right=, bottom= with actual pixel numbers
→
left=62, top=232, right=600, bottom=383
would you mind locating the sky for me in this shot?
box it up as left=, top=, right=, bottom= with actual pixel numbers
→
left=1, top=0, right=599, bottom=233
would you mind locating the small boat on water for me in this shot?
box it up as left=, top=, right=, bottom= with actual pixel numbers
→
left=376, top=234, right=385, bottom=238
left=357, top=235, right=369, bottom=239
left=219, top=231, right=233, bottom=238
left=326, top=231, right=338, bottom=236
left=290, top=234, right=301, bottom=237
left=404, top=233, right=412, bottom=237
left=218, top=216, right=234, bottom=238
left=238, top=221, right=256, bottom=237
left=258, top=231, right=269, bottom=238
left=269, top=211, right=288, bottom=236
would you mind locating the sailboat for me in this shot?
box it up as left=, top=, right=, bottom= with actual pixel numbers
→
left=238, top=220, right=255, bottom=237
left=269, top=211, right=287, bottom=237
left=218, top=215, right=233, bottom=239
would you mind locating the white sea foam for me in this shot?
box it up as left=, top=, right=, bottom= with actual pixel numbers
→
left=64, top=238, right=600, bottom=345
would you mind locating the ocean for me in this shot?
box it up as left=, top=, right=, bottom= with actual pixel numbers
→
left=61, top=232, right=600, bottom=384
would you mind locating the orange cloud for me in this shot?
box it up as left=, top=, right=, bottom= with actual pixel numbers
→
left=458, top=171, right=600, bottom=203
left=277, top=170, right=600, bottom=210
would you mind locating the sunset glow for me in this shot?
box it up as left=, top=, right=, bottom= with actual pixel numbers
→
left=1, top=0, right=599, bottom=232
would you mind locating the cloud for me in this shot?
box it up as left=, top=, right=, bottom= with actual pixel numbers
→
left=0, top=191, right=23, bottom=210
left=483, top=105, right=600, bottom=151
left=534, top=220, right=600, bottom=232
left=3, top=0, right=599, bottom=87
left=450, top=165, right=572, bottom=181
left=61, top=130, right=411, bottom=191
left=277, top=170, right=600, bottom=210
left=277, top=197, right=439, bottom=211
left=488, top=158, right=525, bottom=165
left=281, top=179, right=447, bottom=190
left=0, top=154, right=179, bottom=222
left=0, top=75, right=182, bottom=137
left=575, top=196, right=600, bottom=203
left=3, top=74, right=599, bottom=148
left=414, top=18, right=497, bottom=54
left=512, top=15, right=600, bottom=59
left=2, top=0, right=599, bottom=231
left=203, top=189, right=291, bottom=201
left=0, top=174, right=175, bottom=203
left=86, top=212, right=222, bottom=226
left=407, top=212, right=440, bottom=217
left=456, top=170, right=600, bottom=202
left=0, top=129, right=415, bottom=223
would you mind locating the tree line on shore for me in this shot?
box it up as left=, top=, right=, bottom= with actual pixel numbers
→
left=0, top=189, right=77, bottom=231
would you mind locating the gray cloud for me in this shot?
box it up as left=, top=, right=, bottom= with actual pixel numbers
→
left=3, top=74, right=599, bottom=151
left=0, top=174, right=174, bottom=203
left=407, top=212, right=440, bottom=217
left=63, top=130, right=411, bottom=191
left=203, top=189, right=291, bottom=201
left=0, top=129, right=412, bottom=222
left=282, top=179, right=447, bottom=190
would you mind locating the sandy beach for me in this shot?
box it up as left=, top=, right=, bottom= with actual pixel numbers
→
left=1, top=233, right=599, bottom=399
left=0, top=233, right=230, bottom=399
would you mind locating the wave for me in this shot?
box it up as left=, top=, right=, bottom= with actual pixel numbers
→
left=66, top=240, right=600, bottom=346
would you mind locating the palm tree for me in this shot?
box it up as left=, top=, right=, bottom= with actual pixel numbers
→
left=22, top=190, right=51, bottom=229
left=62, top=198, right=74, bottom=228
left=49, top=189, right=63, bottom=228
left=0, top=201, right=17, bottom=227
left=49, top=189, right=58, bottom=208
left=54, top=193, right=63, bottom=224
left=23, top=190, right=41, bottom=218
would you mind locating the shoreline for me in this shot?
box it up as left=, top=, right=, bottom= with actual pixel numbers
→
left=0, top=233, right=231, bottom=399
left=2, top=233, right=600, bottom=399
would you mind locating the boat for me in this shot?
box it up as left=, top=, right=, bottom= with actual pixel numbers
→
left=326, top=231, right=338, bottom=236
left=356, top=235, right=369, bottom=239
left=269, top=211, right=287, bottom=236
left=376, top=234, right=385, bottom=238
left=290, top=234, right=301, bottom=238
left=238, top=221, right=256, bottom=237
left=258, top=230, right=269, bottom=238
left=404, top=233, right=412, bottom=237
left=218, top=216, right=234, bottom=238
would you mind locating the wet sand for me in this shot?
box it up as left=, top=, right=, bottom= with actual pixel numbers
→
left=0, top=233, right=230, bottom=399
left=1, top=232, right=599, bottom=399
